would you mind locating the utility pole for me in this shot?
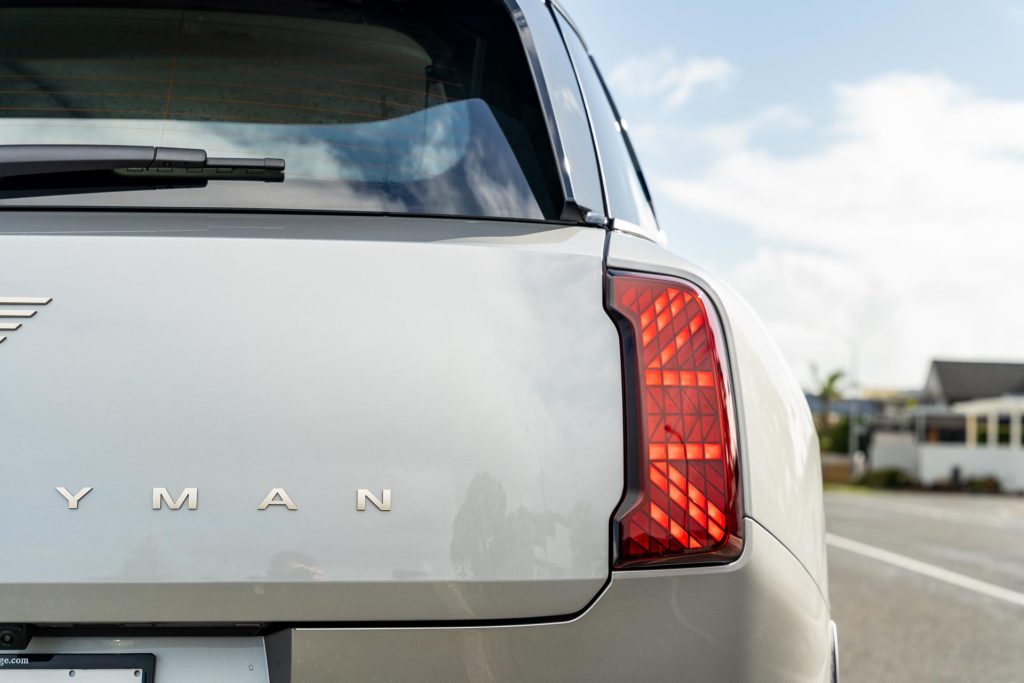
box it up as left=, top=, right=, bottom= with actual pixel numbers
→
left=846, top=337, right=860, bottom=456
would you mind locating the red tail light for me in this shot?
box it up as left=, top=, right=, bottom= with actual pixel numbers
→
left=608, top=270, right=742, bottom=568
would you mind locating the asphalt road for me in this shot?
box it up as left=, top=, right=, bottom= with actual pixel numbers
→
left=826, top=490, right=1024, bottom=682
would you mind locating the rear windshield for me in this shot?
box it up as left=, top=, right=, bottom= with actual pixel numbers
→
left=0, top=1, right=563, bottom=220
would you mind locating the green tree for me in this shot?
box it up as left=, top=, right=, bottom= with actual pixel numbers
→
left=812, top=366, right=845, bottom=433
left=820, top=416, right=850, bottom=453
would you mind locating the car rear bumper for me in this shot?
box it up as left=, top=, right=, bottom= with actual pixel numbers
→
left=17, top=520, right=830, bottom=682
left=270, top=519, right=831, bottom=682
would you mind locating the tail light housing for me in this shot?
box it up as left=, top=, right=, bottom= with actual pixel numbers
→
left=608, top=270, right=742, bottom=568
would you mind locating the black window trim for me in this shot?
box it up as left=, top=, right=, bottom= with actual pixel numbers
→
left=545, top=1, right=609, bottom=221
left=502, top=0, right=601, bottom=224
left=547, top=1, right=664, bottom=243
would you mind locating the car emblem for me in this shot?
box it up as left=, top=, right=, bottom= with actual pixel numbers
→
left=0, top=297, right=51, bottom=344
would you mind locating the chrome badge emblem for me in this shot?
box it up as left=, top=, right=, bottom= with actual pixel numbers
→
left=0, top=297, right=51, bottom=344
left=52, top=486, right=393, bottom=512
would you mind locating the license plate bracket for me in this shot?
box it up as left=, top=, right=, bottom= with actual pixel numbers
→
left=0, top=654, right=155, bottom=682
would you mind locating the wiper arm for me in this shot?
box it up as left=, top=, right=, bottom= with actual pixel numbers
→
left=0, top=144, right=285, bottom=179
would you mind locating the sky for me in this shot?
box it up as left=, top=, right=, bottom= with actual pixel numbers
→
left=559, top=0, right=1024, bottom=392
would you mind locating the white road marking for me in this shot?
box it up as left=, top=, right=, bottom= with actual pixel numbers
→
left=826, top=533, right=1024, bottom=608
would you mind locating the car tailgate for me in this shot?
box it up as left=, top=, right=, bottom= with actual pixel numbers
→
left=0, top=213, right=622, bottom=623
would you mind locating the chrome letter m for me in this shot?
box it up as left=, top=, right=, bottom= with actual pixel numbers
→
left=152, top=487, right=198, bottom=510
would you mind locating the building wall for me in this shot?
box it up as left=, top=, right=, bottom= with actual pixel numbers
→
left=869, top=431, right=918, bottom=475
left=918, top=445, right=1024, bottom=492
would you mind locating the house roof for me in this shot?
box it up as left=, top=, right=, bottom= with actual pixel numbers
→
left=925, top=360, right=1024, bottom=404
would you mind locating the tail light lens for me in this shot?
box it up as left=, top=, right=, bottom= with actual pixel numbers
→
left=608, top=270, right=742, bottom=568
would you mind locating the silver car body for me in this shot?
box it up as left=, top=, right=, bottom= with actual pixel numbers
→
left=0, top=0, right=832, bottom=680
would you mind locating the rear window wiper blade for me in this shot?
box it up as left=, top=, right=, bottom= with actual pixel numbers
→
left=0, top=144, right=285, bottom=181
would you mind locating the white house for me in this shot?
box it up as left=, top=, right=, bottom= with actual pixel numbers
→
left=916, top=396, right=1024, bottom=491
left=871, top=395, right=1024, bottom=491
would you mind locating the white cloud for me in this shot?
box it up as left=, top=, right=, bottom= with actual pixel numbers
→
left=608, top=52, right=736, bottom=109
left=659, top=73, right=1024, bottom=389
left=696, top=105, right=809, bottom=150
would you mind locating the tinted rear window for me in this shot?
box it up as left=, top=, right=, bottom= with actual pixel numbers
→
left=0, top=1, right=563, bottom=220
